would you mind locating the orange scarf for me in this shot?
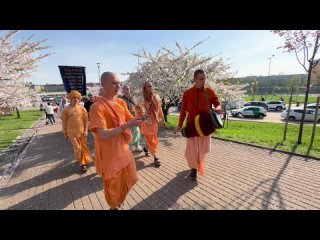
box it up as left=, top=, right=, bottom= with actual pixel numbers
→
left=100, top=98, right=132, bottom=144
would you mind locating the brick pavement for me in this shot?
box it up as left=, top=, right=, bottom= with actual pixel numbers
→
left=1, top=117, right=320, bottom=210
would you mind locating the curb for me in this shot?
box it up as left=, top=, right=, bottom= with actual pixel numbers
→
left=212, top=136, right=320, bottom=161
left=0, top=117, right=45, bottom=183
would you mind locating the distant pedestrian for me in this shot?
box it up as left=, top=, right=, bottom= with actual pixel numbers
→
left=84, top=93, right=95, bottom=116
left=45, top=102, right=56, bottom=125
left=59, top=97, right=69, bottom=117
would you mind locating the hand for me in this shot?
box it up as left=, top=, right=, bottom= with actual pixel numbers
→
left=84, top=131, right=88, bottom=137
left=174, top=126, right=181, bottom=134
left=162, top=121, right=166, bottom=128
left=127, top=117, right=143, bottom=128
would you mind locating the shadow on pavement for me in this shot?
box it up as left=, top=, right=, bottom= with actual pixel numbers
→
left=1, top=127, right=99, bottom=209
left=131, top=170, right=198, bottom=210
left=6, top=172, right=102, bottom=210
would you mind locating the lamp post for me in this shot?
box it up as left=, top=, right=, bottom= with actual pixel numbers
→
left=267, top=54, right=274, bottom=97
left=96, top=63, right=101, bottom=87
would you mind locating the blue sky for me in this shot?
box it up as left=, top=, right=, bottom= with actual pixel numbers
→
left=16, top=30, right=313, bottom=85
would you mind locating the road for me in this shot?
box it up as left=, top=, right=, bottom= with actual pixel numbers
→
left=168, top=107, right=319, bottom=126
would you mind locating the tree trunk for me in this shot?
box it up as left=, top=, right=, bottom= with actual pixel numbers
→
left=16, top=107, right=20, bottom=118
left=162, top=100, right=176, bottom=123
left=283, top=92, right=293, bottom=142
left=297, top=34, right=319, bottom=144
left=223, top=104, right=228, bottom=128
left=297, top=67, right=314, bottom=144
left=163, top=105, right=168, bottom=122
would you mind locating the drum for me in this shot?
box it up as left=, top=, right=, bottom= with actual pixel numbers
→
left=181, top=110, right=223, bottom=138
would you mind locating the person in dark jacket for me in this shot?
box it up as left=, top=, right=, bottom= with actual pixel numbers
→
left=84, top=93, right=95, bottom=115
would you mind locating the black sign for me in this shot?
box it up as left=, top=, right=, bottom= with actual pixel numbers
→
left=58, top=66, right=86, bottom=96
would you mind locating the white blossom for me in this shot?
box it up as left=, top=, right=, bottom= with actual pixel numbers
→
left=0, top=30, right=51, bottom=110
left=124, top=40, right=244, bottom=117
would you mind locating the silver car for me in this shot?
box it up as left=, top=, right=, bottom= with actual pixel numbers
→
left=266, top=101, right=286, bottom=111
left=281, top=108, right=320, bottom=122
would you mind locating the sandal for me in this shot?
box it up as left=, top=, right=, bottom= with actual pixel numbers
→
left=143, top=147, right=149, bottom=157
left=154, top=157, right=161, bottom=168
left=81, top=165, right=88, bottom=173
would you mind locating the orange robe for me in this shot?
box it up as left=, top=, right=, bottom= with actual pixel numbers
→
left=89, top=98, right=138, bottom=209
left=92, top=132, right=102, bottom=177
left=137, top=93, right=164, bottom=157
left=61, top=105, right=92, bottom=166
left=178, top=86, right=220, bottom=176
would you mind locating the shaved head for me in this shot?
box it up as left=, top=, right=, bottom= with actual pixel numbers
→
left=101, top=72, right=117, bottom=86
left=100, top=71, right=121, bottom=98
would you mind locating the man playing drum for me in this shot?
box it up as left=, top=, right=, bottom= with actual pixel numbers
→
left=174, top=69, right=223, bottom=181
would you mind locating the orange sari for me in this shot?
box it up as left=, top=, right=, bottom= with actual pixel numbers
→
left=61, top=105, right=92, bottom=166
left=137, top=94, right=164, bottom=157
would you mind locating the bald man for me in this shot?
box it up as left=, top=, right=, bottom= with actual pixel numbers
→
left=89, top=72, right=142, bottom=210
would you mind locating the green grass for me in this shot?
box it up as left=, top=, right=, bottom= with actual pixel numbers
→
left=167, top=115, right=320, bottom=159
left=244, top=95, right=318, bottom=104
left=0, top=110, right=44, bottom=150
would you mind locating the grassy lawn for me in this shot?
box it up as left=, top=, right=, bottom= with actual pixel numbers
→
left=0, top=110, right=44, bottom=151
left=167, top=115, right=320, bottom=159
left=244, top=95, right=318, bottom=104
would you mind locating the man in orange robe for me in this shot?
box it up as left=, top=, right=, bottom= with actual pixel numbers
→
left=89, top=72, right=142, bottom=210
left=136, top=81, right=166, bottom=168
left=175, top=70, right=223, bottom=181
left=61, top=90, right=92, bottom=173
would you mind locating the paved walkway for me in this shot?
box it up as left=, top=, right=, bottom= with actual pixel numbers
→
left=1, top=117, right=320, bottom=210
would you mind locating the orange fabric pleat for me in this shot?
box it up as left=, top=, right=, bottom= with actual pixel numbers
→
left=144, top=134, right=159, bottom=156
left=103, top=160, right=138, bottom=209
left=185, top=135, right=211, bottom=176
left=70, top=136, right=92, bottom=166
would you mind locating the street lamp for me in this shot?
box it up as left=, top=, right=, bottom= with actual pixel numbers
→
left=267, top=54, right=275, bottom=97
left=96, top=63, right=101, bottom=87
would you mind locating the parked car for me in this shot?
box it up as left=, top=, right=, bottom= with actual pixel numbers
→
left=231, top=106, right=267, bottom=119
left=42, top=96, right=50, bottom=102
left=266, top=101, right=286, bottom=111
left=281, top=108, right=320, bottom=122
left=306, top=103, right=320, bottom=110
left=54, top=96, right=63, bottom=104
left=243, top=101, right=269, bottom=110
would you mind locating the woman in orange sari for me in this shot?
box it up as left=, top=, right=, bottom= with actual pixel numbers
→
left=136, top=81, right=166, bottom=168
left=61, top=90, right=92, bottom=173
